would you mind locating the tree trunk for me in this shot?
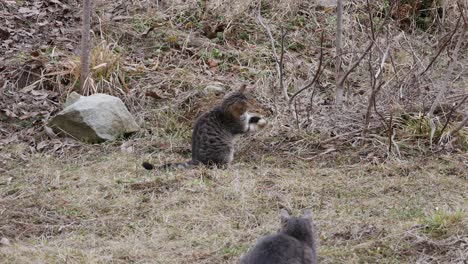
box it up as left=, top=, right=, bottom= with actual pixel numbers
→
left=80, top=0, right=92, bottom=92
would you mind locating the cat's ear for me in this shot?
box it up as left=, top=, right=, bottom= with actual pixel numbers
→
left=280, top=209, right=290, bottom=222
left=239, top=84, right=255, bottom=95
left=238, top=84, right=247, bottom=93
left=302, top=209, right=313, bottom=219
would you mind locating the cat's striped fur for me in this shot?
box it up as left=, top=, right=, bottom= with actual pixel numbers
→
left=142, top=85, right=266, bottom=171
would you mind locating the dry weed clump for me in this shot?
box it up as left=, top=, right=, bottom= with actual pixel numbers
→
left=46, top=39, right=126, bottom=97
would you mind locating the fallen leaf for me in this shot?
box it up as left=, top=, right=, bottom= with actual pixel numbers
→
left=92, top=63, right=108, bottom=70
left=44, top=126, right=57, bottom=138
left=0, top=135, right=18, bottom=146
left=2, top=109, right=17, bottom=118
left=0, top=28, right=9, bottom=41
left=145, top=90, right=165, bottom=100
left=36, top=140, right=48, bottom=151
left=31, top=89, right=50, bottom=100
left=120, top=141, right=134, bottom=153
left=208, top=60, right=217, bottom=68
left=19, top=111, right=40, bottom=120
left=18, top=7, right=40, bottom=17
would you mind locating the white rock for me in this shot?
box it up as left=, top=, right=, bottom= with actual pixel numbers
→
left=49, top=93, right=140, bottom=143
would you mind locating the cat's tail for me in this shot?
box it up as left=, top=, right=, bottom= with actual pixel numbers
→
left=142, top=160, right=200, bottom=171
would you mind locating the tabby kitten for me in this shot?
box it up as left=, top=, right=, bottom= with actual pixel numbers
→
left=142, top=85, right=266, bottom=170
left=240, top=209, right=317, bottom=264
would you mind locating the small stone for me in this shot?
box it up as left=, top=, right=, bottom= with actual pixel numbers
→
left=204, top=83, right=226, bottom=95
left=0, top=237, right=10, bottom=246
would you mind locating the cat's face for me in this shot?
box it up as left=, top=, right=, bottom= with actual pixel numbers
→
left=222, top=86, right=250, bottom=118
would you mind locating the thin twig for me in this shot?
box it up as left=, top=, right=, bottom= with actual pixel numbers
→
left=257, top=14, right=289, bottom=101
left=449, top=115, right=468, bottom=136
left=388, top=108, right=393, bottom=154
left=366, top=0, right=375, bottom=40
left=437, top=94, right=468, bottom=143
left=337, top=42, right=374, bottom=88
left=289, top=31, right=325, bottom=106
left=374, top=45, right=390, bottom=80
left=279, top=26, right=286, bottom=100
left=363, top=0, right=394, bottom=135
left=420, top=15, right=462, bottom=77
left=294, top=100, right=300, bottom=130
left=428, top=4, right=466, bottom=117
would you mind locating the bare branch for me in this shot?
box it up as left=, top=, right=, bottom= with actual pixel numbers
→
left=449, top=115, right=468, bottom=136
left=428, top=5, right=466, bottom=117
left=366, top=0, right=375, bottom=40
left=289, top=31, right=325, bottom=106
left=437, top=95, right=468, bottom=143
left=388, top=108, right=393, bottom=154
left=257, top=14, right=289, bottom=101
left=374, top=46, right=390, bottom=80
left=337, top=41, right=374, bottom=87
left=279, top=26, right=287, bottom=101
left=420, top=15, right=462, bottom=77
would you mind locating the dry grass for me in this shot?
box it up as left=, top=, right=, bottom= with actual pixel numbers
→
left=1, top=135, right=467, bottom=263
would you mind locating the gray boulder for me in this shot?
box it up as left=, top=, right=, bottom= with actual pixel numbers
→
left=49, top=92, right=140, bottom=143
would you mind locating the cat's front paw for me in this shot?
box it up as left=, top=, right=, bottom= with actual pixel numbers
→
left=248, top=114, right=267, bottom=131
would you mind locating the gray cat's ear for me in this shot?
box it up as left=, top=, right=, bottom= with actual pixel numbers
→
left=280, top=209, right=290, bottom=222
left=302, top=209, right=313, bottom=219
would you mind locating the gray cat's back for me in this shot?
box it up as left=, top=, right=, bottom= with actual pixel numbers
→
left=240, top=209, right=317, bottom=264
left=240, top=234, right=312, bottom=264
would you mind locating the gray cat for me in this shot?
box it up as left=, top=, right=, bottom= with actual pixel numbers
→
left=142, top=85, right=266, bottom=170
left=240, top=209, right=317, bottom=264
